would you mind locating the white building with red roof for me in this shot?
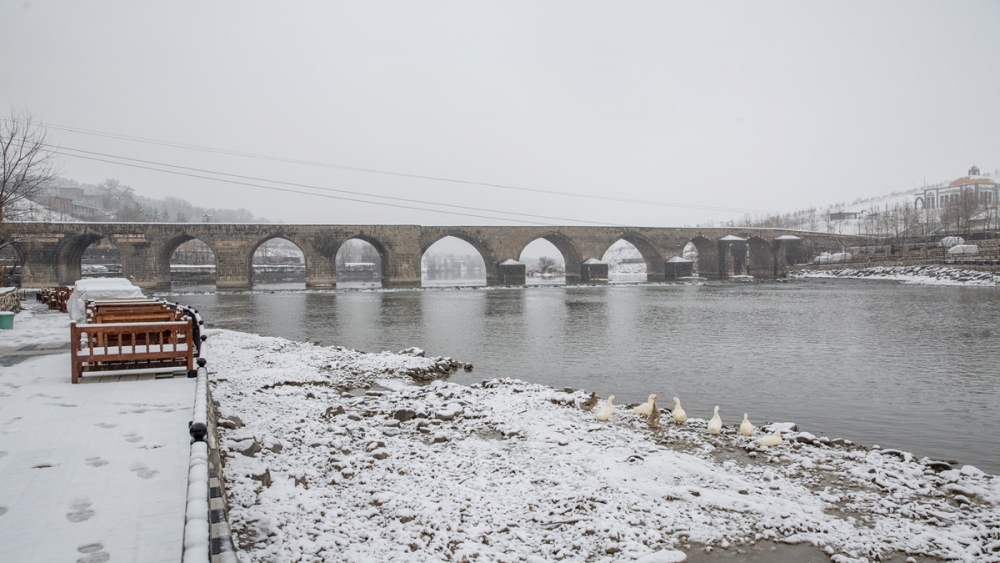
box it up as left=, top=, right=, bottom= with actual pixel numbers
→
left=916, top=165, right=997, bottom=209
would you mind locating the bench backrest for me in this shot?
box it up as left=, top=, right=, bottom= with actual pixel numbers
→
left=90, top=309, right=185, bottom=324
left=70, top=318, right=195, bottom=383
left=86, top=299, right=173, bottom=322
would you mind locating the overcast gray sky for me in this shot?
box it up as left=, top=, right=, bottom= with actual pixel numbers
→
left=2, top=1, right=998, bottom=228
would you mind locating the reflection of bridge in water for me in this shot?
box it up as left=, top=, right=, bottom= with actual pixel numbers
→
left=10, top=222, right=858, bottom=289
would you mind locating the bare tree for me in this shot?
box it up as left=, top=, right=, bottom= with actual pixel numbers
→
left=537, top=256, right=557, bottom=273
left=1, top=110, right=57, bottom=247
left=940, top=188, right=980, bottom=235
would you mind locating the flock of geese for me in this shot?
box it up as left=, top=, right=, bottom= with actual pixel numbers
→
left=579, top=392, right=784, bottom=448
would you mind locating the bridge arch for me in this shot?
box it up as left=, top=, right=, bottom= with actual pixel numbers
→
left=421, top=231, right=499, bottom=277
left=518, top=232, right=583, bottom=284
left=246, top=234, right=307, bottom=288
left=601, top=233, right=664, bottom=281
left=55, top=233, right=115, bottom=285
left=421, top=235, right=488, bottom=287
left=157, top=234, right=221, bottom=289
left=688, top=236, right=719, bottom=279
left=341, top=233, right=389, bottom=264
left=1, top=243, right=23, bottom=286
left=335, top=236, right=384, bottom=287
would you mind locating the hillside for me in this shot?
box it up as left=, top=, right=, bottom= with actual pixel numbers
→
left=24, top=177, right=268, bottom=224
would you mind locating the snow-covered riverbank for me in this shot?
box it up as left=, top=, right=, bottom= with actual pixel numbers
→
left=209, top=330, right=1000, bottom=563
left=792, top=265, right=999, bottom=287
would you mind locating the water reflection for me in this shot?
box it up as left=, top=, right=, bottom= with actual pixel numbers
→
left=423, top=271, right=486, bottom=287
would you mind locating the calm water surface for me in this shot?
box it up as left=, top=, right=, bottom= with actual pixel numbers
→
left=161, top=279, right=1000, bottom=473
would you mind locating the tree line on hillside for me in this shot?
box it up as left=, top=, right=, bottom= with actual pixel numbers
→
left=33, top=177, right=267, bottom=224
left=703, top=190, right=1000, bottom=239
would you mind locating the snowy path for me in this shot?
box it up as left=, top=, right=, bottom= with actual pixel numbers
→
left=0, top=305, right=196, bottom=563
left=209, top=330, right=1000, bottom=563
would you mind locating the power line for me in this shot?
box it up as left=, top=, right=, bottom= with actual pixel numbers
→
left=51, top=145, right=626, bottom=227
left=3, top=117, right=777, bottom=215
left=52, top=150, right=594, bottom=226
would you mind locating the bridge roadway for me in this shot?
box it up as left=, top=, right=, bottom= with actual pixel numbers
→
left=9, top=222, right=856, bottom=289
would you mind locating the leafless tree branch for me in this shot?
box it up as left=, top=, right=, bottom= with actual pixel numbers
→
left=0, top=109, right=58, bottom=248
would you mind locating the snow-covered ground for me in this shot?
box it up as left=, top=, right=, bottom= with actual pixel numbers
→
left=0, top=304, right=196, bottom=563
left=5, top=298, right=999, bottom=562
left=209, top=330, right=1000, bottom=563
left=793, top=265, right=1000, bottom=287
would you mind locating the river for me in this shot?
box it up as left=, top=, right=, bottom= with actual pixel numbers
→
left=159, top=278, right=1000, bottom=473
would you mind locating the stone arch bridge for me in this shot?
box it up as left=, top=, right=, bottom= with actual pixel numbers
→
left=9, top=222, right=856, bottom=289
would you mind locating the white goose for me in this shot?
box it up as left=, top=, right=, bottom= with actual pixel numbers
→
left=740, top=413, right=754, bottom=436
left=596, top=395, right=617, bottom=422
left=707, top=405, right=722, bottom=435
left=670, top=397, right=687, bottom=425
left=633, top=394, right=658, bottom=417
left=756, top=429, right=783, bottom=448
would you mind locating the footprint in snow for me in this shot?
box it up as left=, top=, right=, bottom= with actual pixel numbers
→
left=85, top=457, right=109, bottom=467
left=139, top=443, right=163, bottom=450
left=67, top=499, right=95, bottom=523
left=77, top=542, right=110, bottom=563
left=129, top=462, right=159, bottom=479
left=92, top=423, right=117, bottom=429
left=123, top=433, right=143, bottom=443
left=0, top=506, right=8, bottom=517
left=47, top=402, right=78, bottom=408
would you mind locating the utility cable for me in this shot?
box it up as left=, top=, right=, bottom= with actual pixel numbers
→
left=53, top=150, right=602, bottom=226
left=3, top=117, right=777, bottom=215
left=51, top=145, right=627, bottom=226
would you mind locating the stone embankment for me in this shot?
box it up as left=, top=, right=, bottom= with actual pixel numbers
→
left=0, top=287, right=20, bottom=313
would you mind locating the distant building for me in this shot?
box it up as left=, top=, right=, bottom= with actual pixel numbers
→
left=916, top=165, right=998, bottom=209
left=829, top=211, right=861, bottom=221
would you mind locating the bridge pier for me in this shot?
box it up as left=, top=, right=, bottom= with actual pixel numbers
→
left=215, top=249, right=252, bottom=290
left=773, top=236, right=803, bottom=277
left=17, top=239, right=62, bottom=288
left=718, top=236, right=748, bottom=278
left=579, top=259, right=608, bottom=283
left=304, top=256, right=337, bottom=288
left=664, top=257, right=694, bottom=279
left=747, top=237, right=776, bottom=279
left=381, top=251, right=421, bottom=289
left=115, top=239, right=158, bottom=289
left=495, top=260, right=526, bottom=285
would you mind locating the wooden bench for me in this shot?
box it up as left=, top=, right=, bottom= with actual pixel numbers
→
left=70, top=319, right=196, bottom=383
left=41, top=287, right=73, bottom=313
